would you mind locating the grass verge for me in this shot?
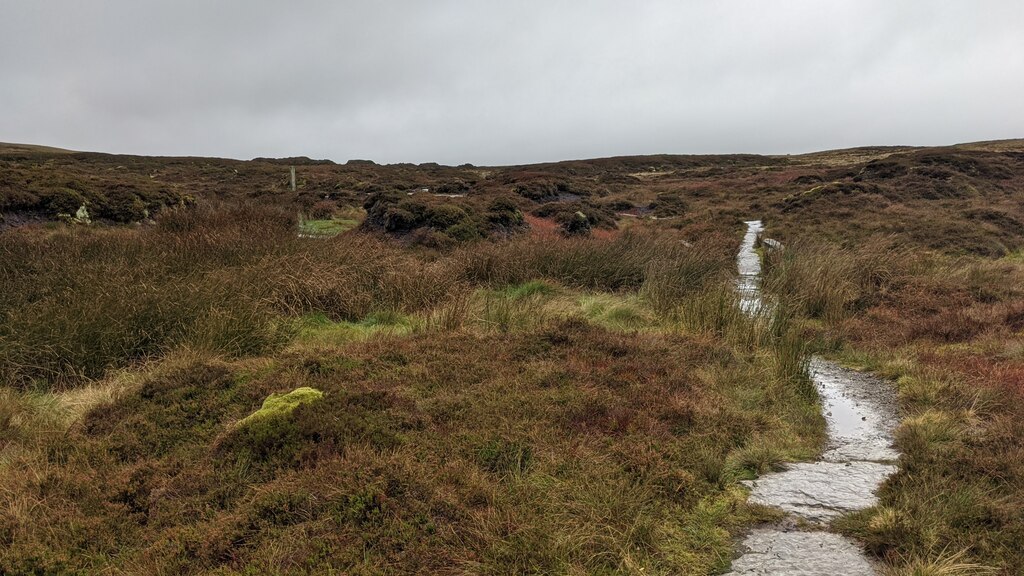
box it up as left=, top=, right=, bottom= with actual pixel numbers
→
left=764, top=239, right=1024, bottom=575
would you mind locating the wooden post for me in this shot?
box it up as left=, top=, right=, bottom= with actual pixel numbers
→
left=290, top=166, right=296, bottom=192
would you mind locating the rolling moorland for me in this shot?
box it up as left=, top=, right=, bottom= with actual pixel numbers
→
left=1, top=140, right=1023, bottom=574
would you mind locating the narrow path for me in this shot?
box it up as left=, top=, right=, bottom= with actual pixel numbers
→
left=726, top=221, right=900, bottom=575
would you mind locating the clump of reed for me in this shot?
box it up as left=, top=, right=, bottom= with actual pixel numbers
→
left=762, top=238, right=913, bottom=323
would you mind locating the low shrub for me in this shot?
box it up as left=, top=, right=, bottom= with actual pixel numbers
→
left=98, top=187, right=149, bottom=222
left=532, top=200, right=617, bottom=231
left=42, top=187, right=87, bottom=216
left=561, top=211, right=591, bottom=236
left=650, top=191, right=688, bottom=217
left=361, top=192, right=524, bottom=242
left=308, top=200, right=338, bottom=219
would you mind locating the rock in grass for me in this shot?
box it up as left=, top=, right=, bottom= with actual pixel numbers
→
left=74, top=205, right=91, bottom=224
left=240, top=387, right=324, bottom=425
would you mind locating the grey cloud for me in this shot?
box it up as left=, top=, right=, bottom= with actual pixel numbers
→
left=2, top=0, right=1023, bottom=164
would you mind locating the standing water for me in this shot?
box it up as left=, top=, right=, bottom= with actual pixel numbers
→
left=726, top=221, right=900, bottom=575
left=736, top=220, right=765, bottom=314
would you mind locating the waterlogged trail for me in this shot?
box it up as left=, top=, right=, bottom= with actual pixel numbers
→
left=735, top=220, right=765, bottom=314
left=727, top=221, right=900, bottom=575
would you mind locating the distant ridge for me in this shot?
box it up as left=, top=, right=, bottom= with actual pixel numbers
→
left=0, top=142, right=75, bottom=155
left=2, top=139, right=1023, bottom=167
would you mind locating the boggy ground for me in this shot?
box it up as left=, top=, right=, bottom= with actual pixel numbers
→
left=0, top=208, right=823, bottom=574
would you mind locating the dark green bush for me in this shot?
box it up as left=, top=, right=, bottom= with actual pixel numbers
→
left=435, top=180, right=471, bottom=195
left=561, top=211, right=591, bottom=236
left=98, top=187, right=148, bottom=222
left=362, top=191, right=523, bottom=241
left=383, top=206, right=419, bottom=231
left=513, top=179, right=562, bottom=201
left=446, top=220, right=481, bottom=241
left=42, top=187, right=86, bottom=216
left=426, top=204, right=468, bottom=228
left=533, top=201, right=617, bottom=230
left=486, top=197, right=525, bottom=229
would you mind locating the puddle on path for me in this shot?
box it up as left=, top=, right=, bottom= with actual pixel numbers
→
left=726, top=221, right=899, bottom=575
left=736, top=220, right=764, bottom=314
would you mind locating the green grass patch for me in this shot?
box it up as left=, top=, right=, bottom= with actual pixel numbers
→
left=501, top=279, right=560, bottom=299
left=579, top=294, right=653, bottom=330
left=298, top=217, right=360, bottom=237
left=293, top=311, right=415, bottom=346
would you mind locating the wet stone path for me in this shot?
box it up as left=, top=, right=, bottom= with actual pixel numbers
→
left=726, top=221, right=899, bottom=575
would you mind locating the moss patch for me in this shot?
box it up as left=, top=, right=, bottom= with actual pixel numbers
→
left=241, top=387, right=324, bottom=425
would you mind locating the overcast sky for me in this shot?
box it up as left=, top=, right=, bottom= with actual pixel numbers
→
left=2, top=1, right=1023, bottom=165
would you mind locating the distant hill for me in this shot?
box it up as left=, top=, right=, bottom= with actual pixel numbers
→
left=3, top=139, right=1024, bottom=255
left=0, top=142, right=75, bottom=155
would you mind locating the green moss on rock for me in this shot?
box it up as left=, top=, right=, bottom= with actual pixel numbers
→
left=241, top=387, right=324, bottom=425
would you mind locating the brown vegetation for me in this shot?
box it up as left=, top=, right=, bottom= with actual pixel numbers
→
left=3, top=138, right=1024, bottom=574
left=0, top=204, right=824, bottom=574
left=5, top=140, right=1024, bottom=256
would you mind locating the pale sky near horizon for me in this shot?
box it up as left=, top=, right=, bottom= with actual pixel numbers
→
left=2, top=1, right=1023, bottom=165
